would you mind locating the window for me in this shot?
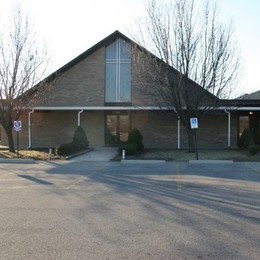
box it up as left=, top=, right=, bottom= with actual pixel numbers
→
left=105, top=38, right=132, bottom=103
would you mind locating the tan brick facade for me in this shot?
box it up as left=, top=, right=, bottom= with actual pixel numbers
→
left=132, top=111, right=238, bottom=149
left=39, top=47, right=105, bottom=107
left=0, top=109, right=239, bottom=149
left=0, top=32, right=243, bottom=150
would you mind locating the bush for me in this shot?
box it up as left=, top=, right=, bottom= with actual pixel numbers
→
left=56, top=143, right=76, bottom=156
left=120, top=143, right=138, bottom=155
left=72, top=126, right=89, bottom=151
left=128, top=128, right=143, bottom=144
left=56, top=126, right=89, bottom=156
left=120, top=128, right=144, bottom=156
left=249, top=145, right=260, bottom=155
left=128, top=128, right=144, bottom=151
left=254, top=129, right=260, bottom=145
left=238, top=128, right=254, bottom=148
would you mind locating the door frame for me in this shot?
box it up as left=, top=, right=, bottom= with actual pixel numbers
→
left=105, top=111, right=130, bottom=145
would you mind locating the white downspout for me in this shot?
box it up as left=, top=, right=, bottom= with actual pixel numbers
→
left=28, top=109, right=34, bottom=149
left=174, top=109, right=181, bottom=149
left=177, top=116, right=180, bottom=149
left=78, top=109, right=83, bottom=126
left=225, top=110, right=231, bottom=148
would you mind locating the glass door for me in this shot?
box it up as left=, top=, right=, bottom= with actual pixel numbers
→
left=105, top=112, right=129, bottom=145
left=239, top=116, right=249, bottom=137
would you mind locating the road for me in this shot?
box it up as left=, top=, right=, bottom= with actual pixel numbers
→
left=0, top=161, right=259, bottom=259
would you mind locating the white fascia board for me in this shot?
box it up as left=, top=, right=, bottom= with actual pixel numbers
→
left=236, top=107, right=260, bottom=111
left=216, top=107, right=260, bottom=111
left=31, top=106, right=260, bottom=111
left=32, top=106, right=168, bottom=111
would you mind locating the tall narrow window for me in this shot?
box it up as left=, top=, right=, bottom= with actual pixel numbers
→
left=105, top=38, right=131, bottom=103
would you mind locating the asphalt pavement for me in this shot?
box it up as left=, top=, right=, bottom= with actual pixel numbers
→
left=0, top=160, right=259, bottom=259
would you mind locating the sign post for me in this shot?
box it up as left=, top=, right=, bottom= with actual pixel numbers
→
left=190, top=118, right=199, bottom=160
left=14, top=121, right=22, bottom=158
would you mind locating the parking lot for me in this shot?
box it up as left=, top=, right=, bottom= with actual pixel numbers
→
left=0, top=160, right=259, bottom=259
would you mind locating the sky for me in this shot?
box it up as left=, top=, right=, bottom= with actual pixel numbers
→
left=0, top=0, right=259, bottom=96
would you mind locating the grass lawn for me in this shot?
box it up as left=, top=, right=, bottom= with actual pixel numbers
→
left=120, top=148, right=260, bottom=162
left=0, top=149, right=60, bottom=160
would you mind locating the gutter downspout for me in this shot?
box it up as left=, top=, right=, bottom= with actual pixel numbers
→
left=174, top=109, right=181, bottom=149
left=78, top=109, right=83, bottom=126
left=28, top=109, right=34, bottom=149
left=225, top=109, right=231, bottom=148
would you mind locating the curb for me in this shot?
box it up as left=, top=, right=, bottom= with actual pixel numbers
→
left=0, top=158, right=36, bottom=164
left=65, top=148, right=94, bottom=160
left=189, top=160, right=233, bottom=164
left=121, top=159, right=166, bottom=164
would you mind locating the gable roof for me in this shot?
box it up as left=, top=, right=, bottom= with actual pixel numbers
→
left=26, top=30, right=219, bottom=106
left=238, top=90, right=260, bottom=100
left=218, top=90, right=260, bottom=108
left=24, top=31, right=131, bottom=99
left=53, top=31, right=132, bottom=77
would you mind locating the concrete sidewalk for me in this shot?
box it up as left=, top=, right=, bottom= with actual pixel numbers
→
left=72, top=147, right=118, bottom=162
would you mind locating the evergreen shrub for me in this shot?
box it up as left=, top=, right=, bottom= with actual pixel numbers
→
left=72, top=126, right=89, bottom=151
left=238, top=128, right=254, bottom=148
left=120, top=143, right=138, bottom=155
left=119, top=128, right=144, bottom=155
left=248, top=145, right=260, bottom=155
left=56, top=126, right=89, bottom=156
left=253, top=129, right=260, bottom=145
left=55, top=143, right=76, bottom=156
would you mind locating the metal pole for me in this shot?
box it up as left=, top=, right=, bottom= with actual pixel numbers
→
left=177, top=116, right=180, bottom=150
left=16, top=131, right=19, bottom=158
left=194, top=130, right=198, bottom=160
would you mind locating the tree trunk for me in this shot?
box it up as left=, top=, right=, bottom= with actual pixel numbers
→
left=3, top=124, right=15, bottom=153
left=7, top=128, right=15, bottom=153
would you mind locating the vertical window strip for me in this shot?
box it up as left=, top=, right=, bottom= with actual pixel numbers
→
left=117, top=39, right=121, bottom=102
left=105, top=38, right=132, bottom=103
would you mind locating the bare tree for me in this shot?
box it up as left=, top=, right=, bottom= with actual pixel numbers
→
left=133, top=0, right=241, bottom=151
left=0, top=7, right=48, bottom=152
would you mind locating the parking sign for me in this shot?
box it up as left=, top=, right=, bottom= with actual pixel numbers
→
left=14, top=121, right=22, bottom=131
left=190, top=118, right=198, bottom=129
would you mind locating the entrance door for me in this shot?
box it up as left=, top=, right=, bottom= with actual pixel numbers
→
left=106, top=112, right=129, bottom=145
left=239, top=115, right=249, bottom=137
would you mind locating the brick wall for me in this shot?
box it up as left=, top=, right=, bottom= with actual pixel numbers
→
left=131, top=111, right=179, bottom=148
left=30, top=111, right=78, bottom=148
left=40, top=47, right=105, bottom=107
left=131, top=110, right=238, bottom=149
left=80, top=111, right=104, bottom=147
left=0, top=110, right=238, bottom=150
left=132, top=48, right=162, bottom=106
left=28, top=111, right=105, bottom=149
